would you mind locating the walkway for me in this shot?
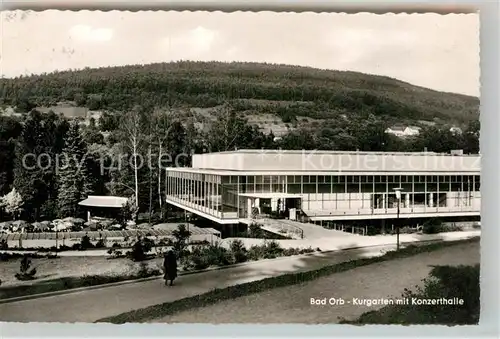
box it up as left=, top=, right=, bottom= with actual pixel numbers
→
left=0, top=232, right=478, bottom=323
left=221, top=230, right=480, bottom=251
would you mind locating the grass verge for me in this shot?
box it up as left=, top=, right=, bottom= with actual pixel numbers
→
left=95, top=236, right=479, bottom=324
left=340, top=263, right=480, bottom=325
left=0, top=267, right=162, bottom=300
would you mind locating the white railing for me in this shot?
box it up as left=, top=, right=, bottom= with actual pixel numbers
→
left=305, top=205, right=480, bottom=218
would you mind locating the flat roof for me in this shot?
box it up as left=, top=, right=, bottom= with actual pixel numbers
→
left=78, top=195, right=128, bottom=208
left=207, top=149, right=471, bottom=156
left=167, top=169, right=479, bottom=175
left=190, top=150, right=480, bottom=173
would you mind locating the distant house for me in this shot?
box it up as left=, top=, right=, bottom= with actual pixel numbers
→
left=385, top=125, right=421, bottom=138
left=405, top=126, right=422, bottom=136
left=450, top=126, right=463, bottom=135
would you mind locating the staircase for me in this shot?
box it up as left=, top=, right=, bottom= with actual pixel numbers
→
left=258, top=218, right=304, bottom=240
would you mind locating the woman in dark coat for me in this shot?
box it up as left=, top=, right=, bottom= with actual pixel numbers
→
left=163, top=250, right=178, bottom=286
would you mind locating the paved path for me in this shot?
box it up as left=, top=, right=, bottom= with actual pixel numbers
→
left=151, top=241, right=480, bottom=324
left=0, top=232, right=478, bottom=323
left=222, top=230, right=480, bottom=251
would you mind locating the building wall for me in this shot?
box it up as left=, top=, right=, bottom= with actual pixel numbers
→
left=165, top=172, right=481, bottom=222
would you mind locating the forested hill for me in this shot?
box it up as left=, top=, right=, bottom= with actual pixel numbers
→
left=0, top=61, right=479, bottom=124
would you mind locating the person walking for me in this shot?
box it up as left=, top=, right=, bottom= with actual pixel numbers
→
left=163, top=250, right=178, bottom=286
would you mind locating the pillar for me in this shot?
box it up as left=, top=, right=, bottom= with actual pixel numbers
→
left=271, top=198, right=278, bottom=212
left=429, top=193, right=434, bottom=207
left=405, top=193, right=410, bottom=208
left=247, top=198, right=253, bottom=219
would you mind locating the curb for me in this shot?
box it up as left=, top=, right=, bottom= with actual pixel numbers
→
left=0, top=236, right=478, bottom=304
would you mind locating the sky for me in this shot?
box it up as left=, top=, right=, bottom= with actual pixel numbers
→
left=0, top=10, right=480, bottom=96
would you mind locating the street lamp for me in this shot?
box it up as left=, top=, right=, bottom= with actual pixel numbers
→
left=393, top=187, right=404, bottom=251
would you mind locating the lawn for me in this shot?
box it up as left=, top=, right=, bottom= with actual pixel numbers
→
left=0, top=256, right=163, bottom=289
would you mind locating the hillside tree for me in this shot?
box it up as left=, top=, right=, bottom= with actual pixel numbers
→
left=57, top=121, right=93, bottom=218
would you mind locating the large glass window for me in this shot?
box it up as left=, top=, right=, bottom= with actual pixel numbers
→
left=474, top=175, right=480, bottom=191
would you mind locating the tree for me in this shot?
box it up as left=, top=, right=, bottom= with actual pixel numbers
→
left=13, top=110, right=69, bottom=220
left=170, top=224, right=192, bottom=257
left=0, top=119, right=21, bottom=195
left=120, top=107, right=147, bottom=218
left=203, top=105, right=247, bottom=152
left=0, top=188, right=24, bottom=220
left=203, top=104, right=272, bottom=152
left=462, top=120, right=480, bottom=154
left=152, top=109, right=175, bottom=220
left=56, top=121, right=93, bottom=218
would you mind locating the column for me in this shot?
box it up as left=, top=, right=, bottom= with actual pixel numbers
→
left=424, top=176, right=427, bottom=208
left=215, top=182, right=222, bottom=217
left=247, top=198, right=252, bottom=219
left=429, top=193, right=433, bottom=207
left=405, top=193, right=410, bottom=208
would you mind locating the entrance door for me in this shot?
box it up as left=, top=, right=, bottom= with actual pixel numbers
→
left=260, top=198, right=272, bottom=215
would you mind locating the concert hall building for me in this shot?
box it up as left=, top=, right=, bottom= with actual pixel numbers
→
left=165, top=150, right=481, bottom=228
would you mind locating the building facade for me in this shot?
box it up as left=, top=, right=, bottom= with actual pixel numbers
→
left=165, top=150, right=480, bottom=225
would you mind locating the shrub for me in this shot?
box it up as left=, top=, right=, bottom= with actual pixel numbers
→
left=142, top=238, right=154, bottom=252
left=249, top=222, right=264, bottom=238
left=205, top=242, right=232, bottom=266
left=422, top=218, right=444, bottom=234
left=282, top=247, right=300, bottom=256
left=80, top=234, right=94, bottom=250
left=170, top=224, right=192, bottom=257
left=128, top=237, right=150, bottom=262
left=15, top=254, right=37, bottom=281
left=95, top=238, right=106, bottom=248
left=0, top=239, right=8, bottom=250
left=262, top=240, right=283, bottom=259
left=229, top=239, right=248, bottom=263
left=186, top=245, right=210, bottom=270
left=112, top=242, right=122, bottom=248
left=247, top=244, right=266, bottom=261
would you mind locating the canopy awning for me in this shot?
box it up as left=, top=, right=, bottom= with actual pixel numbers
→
left=78, top=195, right=128, bottom=208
